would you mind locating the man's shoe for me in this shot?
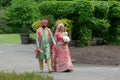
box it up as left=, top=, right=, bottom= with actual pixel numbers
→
left=40, top=70, right=43, bottom=73
left=48, top=70, right=54, bottom=73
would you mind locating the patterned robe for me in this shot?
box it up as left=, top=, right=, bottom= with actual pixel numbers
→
left=36, top=27, right=56, bottom=59
left=52, top=32, right=73, bottom=71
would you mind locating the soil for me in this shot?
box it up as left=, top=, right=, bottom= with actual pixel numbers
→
left=70, top=45, right=120, bottom=66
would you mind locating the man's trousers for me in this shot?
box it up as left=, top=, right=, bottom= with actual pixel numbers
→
left=38, top=59, right=52, bottom=72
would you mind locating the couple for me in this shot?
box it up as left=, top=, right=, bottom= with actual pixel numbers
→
left=35, top=20, right=73, bottom=73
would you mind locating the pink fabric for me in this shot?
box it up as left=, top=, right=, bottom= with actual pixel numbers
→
left=34, top=48, right=39, bottom=54
left=40, top=20, right=48, bottom=26
left=52, top=32, right=73, bottom=71
left=50, top=43, right=54, bottom=55
left=50, top=26, right=59, bottom=55
left=54, top=32, right=63, bottom=42
left=37, top=27, right=51, bottom=44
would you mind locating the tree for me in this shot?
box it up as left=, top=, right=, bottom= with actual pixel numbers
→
left=1, top=0, right=11, bottom=7
left=5, top=0, right=38, bottom=33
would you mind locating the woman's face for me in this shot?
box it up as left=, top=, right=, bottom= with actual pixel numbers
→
left=59, top=26, right=65, bottom=32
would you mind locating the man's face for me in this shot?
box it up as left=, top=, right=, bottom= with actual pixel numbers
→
left=42, top=23, right=47, bottom=28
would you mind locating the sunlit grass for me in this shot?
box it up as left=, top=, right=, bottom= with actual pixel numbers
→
left=0, top=71, right=54, bottom=80
left=0, top=33, right=36, bottom=44
left=30, top=33, right=36, bottom=39
left=0, top=34, right=21, bottom=44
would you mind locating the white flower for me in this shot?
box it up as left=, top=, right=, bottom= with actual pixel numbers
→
left=63, top=35, right=70, bottom=43
left=65, top=32, right=68, bottom=36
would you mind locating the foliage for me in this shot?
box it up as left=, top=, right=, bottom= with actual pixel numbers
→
left=3, top=26, right=13, bottom=33
left=109, top=1, right=120, bottom=18
left=55, top=18, right=73, bottom=31
left=91, top=18, right=110, bottom=39
left=39, top=15, right=55, bottom=29
left=0, top=0, right=11, bottom=7
left=32, top=20, right=40, bottom=31
left=93, top=1, right=109, bottom=19
left=4, top=0, right=38, bottom=33
left=108, top=2, right=120, bottom=44
left=1, top=0, right=120, bottom=46
left=32, top=15, right=55, bottom=31
left=23, top=1, right=120, bottom=46
left=0, top=71, right=54, bottom=80
left=76, top=1, right=94, bottom=46
left=39, top=1, right=75, bottom=20
left=55, top=18, right=73, bottom=38
left=0, top=9, right=8, bottom=33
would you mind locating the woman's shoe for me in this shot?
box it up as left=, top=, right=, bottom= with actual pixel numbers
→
left=63, top=69, right=71, bottom=72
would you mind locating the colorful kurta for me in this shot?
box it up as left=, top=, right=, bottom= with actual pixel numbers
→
left=36, top=27, right=56, bottom=59
left=52, top=32, right=73, bottom=71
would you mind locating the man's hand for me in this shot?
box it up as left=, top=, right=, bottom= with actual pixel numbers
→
left=37, top=47, right=43, bottom=53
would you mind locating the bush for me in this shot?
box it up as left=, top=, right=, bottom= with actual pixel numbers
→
left=32, top=20, right=40, bottom=31
left=36, top=1, right=120, bottom=46
left=32, top=15, right=55, bottom=31
left=5, top=0, right=39, bottom=33
left=55, top=18, right=73, bottom=38
left=109, top=2, right=120, bottom=18
left=55, top=18, right=73, bottom=31
left=3, top=27, right=13, bottom=33
left=108, top=1, right=120, bottom=44
left=0, top=30, right=4, bottom=34
left=39, top=1, right=75, bottom=19
left=90, top=18, right=110, bottom=39
left=93, top=1, right=109, bottom=19
left=39, top=15, right=55, bottom=29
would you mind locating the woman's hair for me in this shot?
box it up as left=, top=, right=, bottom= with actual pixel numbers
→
left=58, top=23, right=66, bottom=32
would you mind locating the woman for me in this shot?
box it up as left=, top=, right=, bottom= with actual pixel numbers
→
left=51, top=23, right=73, bottom=72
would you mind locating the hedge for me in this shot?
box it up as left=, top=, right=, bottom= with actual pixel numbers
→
left=4, top=0, right=120, bottom=46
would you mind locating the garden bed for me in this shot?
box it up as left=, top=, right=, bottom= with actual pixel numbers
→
left=70, top=45, right=120, bottom=66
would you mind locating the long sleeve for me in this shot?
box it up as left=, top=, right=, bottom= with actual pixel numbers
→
left=36, top=28, right=41, bottom=48
left=36, top=38, right=39, bottom=48
left=50, top=32, right=56, bottom=45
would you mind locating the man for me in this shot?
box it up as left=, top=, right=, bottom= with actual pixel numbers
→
left=36, top=20, right=56, bottom=73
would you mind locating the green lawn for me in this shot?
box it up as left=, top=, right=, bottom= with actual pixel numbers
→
left=0, top=33, right=36, bottom=44
left=0, top=71, right=54, bottom=80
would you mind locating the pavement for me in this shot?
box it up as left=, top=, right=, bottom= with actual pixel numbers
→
left=0, top=44, right=120, bottom=80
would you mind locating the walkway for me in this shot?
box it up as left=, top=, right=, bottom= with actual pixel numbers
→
left=0, top=44, right=120, bottom=80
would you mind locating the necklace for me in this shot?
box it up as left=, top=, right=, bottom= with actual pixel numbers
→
left=59, top=32, right=65, bottom=36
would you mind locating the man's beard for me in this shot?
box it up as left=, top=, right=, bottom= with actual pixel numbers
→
left=42, top=26, right=46, bottom=29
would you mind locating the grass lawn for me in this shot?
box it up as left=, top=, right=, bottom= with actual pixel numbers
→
left=0, top=33, right=36, bottom=44
left=0, top=71, right=54, bottom=80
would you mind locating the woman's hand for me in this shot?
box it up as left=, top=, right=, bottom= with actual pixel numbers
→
left=51, top=52, right=55, bottom=59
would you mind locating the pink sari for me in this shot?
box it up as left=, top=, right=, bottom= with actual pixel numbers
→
left=51, top=32, right=73, bottom=71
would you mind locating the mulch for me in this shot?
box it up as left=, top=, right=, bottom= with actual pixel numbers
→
left=70, top=45, right=120, bottom=66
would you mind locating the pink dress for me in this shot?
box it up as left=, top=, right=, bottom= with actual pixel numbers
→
left=52, top=32, right=73, bottom=71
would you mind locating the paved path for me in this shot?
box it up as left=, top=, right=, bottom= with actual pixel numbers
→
left=0, top=44, right=120, bottom=80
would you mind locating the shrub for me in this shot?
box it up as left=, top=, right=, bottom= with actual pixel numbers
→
left=32, top=15, right=55, bottom=31
left=39, top=15, right=55, bottom=29
left=55, top=18, right=73, bottom=38
left=108, top=1, right=120, bottom=44
left=32, top=20, right=40, bottom=31
left=38, top=1, right=120, bottom=46
left=5, top=0, right=38, bottom=33
left=93, top=1, right=109, bottom=19
left=3, top=26, right=13, bottom=33
left=55, top=18, right=73, bottom=31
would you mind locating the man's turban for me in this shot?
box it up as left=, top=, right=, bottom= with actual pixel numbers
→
left=40, top=20, right=48, bottom=26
